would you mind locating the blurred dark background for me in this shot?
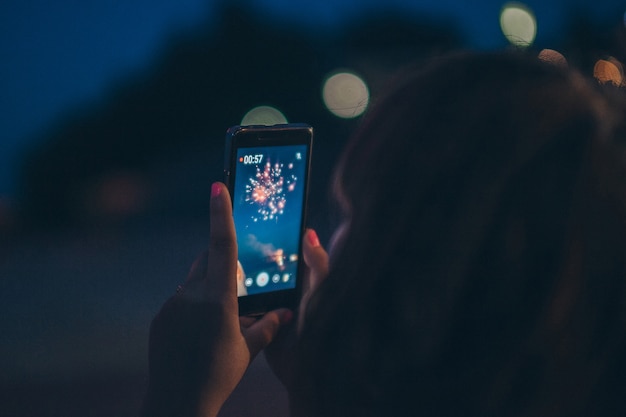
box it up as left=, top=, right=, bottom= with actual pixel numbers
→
left=1, top=0, right=624, bottom=416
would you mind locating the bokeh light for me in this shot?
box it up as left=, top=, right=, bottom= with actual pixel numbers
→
left=538, top=49, right=568, bottom=68
left=322, top=71, right=369, bottom=119
left=241, top=105, right=288, bottom=126
left=500, top=2, right=537, bottom=48
left=594, top=58, right=624, bottom=86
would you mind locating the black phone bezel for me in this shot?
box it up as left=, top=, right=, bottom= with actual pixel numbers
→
left=224, top=123, right=313, bottom=316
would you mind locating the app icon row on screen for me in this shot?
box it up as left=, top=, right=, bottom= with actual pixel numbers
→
left=244, top=272, right=291, bottom=288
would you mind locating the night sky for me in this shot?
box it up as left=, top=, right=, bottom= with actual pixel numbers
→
left=1, top=0, right=624, bottom=196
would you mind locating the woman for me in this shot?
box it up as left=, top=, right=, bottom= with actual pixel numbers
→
left=143, top=52, right=626, bottom=417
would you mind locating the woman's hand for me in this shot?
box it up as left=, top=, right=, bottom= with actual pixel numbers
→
left=142, top=182, right=293, bottom=417
left=264, top=228, right=329, bottom=388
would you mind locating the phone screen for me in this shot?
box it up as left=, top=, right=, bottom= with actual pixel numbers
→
left=232, top=144, right=309, bottom=297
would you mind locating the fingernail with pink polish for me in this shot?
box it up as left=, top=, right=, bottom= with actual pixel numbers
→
left=307, top=229, right=320, bottom=247
left=211, top=183, right=221, bottom=197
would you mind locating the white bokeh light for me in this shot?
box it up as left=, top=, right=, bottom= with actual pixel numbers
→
left=322, top=71, right=369, bottom=119
left=241, top=106, right=288, bottom=126
left=500, top=2, right=537, bottom=48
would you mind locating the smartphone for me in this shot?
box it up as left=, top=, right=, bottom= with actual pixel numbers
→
left=224, top=123, right=313, bottom=316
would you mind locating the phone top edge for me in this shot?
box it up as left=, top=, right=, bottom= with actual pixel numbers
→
left=226, top=123, right=312, bottom=136
left=224, top=122, right=313, bottom=171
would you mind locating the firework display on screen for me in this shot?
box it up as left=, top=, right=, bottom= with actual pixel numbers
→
left=233, top=145, right=307, bottom=296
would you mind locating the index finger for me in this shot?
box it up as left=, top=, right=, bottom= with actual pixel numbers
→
left=206, top=182, right=237, bottom=303
left=302, top=229, right=329, bottom=293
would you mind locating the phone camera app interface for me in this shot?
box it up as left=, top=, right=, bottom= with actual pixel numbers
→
left=233, top=144, right=308, bottom=296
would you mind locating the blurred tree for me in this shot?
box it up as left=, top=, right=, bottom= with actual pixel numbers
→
left=16, top=4, right=464, bottom=232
